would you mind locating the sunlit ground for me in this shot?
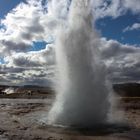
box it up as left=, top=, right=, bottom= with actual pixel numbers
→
left=0, top=96, right=139, bottom=140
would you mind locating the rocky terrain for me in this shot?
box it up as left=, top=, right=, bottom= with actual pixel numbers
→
left=0, top=83, right=139, bottom=140
left=0, top=83, right=140, bottom=99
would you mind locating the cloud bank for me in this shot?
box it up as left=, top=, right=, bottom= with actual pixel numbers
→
left=100, top=38, right=140, bottom=83
left=0, top=0, right=140, bottom=85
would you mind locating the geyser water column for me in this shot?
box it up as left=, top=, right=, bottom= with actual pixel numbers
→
left=48, top=0, right=113, bottom=127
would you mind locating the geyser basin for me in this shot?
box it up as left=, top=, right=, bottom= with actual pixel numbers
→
left=48, top=0, right=116, bottom=127
left=39, top=120, right=131, bottom=136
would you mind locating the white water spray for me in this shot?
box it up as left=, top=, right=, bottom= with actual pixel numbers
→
left=48, top=0, right=114, bottom=127
left=3, top=88, right=15, bottom=95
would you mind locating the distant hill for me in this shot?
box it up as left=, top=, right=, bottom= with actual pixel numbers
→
left=113, top=83, right=140, bottom=97
left=23, top=85, right=45, bottom=88
left=0, top=85, right=54, bottom=99
left=0, top=83, right=140, bottom=98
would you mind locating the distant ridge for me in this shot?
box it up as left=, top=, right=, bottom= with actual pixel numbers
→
left=0, top=83, right=140, bottom=98
left=113, top=83, right=140, bottom=97
left=22, top=85, right=46, bottom=89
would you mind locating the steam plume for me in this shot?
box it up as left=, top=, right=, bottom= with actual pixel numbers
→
left=3, top=87, right=15, bottom=95
left=48, top=0, right=114, bottom=127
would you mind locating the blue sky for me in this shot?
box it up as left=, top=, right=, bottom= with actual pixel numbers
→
left=96, top=12, right=140, bottom=45
left=0, top=0, right=139, bottom=48
left=0, top=0, right=26, bottom=19
left=0, top=0, right=140, bottom=85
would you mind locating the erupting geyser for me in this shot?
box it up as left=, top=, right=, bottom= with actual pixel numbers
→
left=48, top=0, right=115, bottom=127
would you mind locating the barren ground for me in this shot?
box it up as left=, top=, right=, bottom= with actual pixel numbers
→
left=0, top=96, right=139, bottom=140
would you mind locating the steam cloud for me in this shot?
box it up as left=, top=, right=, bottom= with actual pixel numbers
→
left=48, top=0, right=115, bottom=127
left=3, top=88, right=15, bottom=95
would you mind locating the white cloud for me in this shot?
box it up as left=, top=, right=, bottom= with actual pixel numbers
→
left=0, top=1, right=43, bottom=55
left=0, top=0, right=68, bottom=55
left=92, top=0, right=140, bottom=19
left=0, top=0, right=140, bottom=55
left=123, top=0, right=140, bottom=14
left=0, top=43, right=55, bottom=85
left=1, top=36, right=140, bottom=84
left=0, top=0, right=140, bottom=85
left=5, top=44, right=55, bottom=67
left=123, top=23, right=140, bottom=32
left=0, top=0, right=66, bottom=85
left=100, top=38, right=140, bottom=83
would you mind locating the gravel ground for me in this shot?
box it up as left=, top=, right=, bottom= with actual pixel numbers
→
left=0, top=98, right=139, bottom=140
